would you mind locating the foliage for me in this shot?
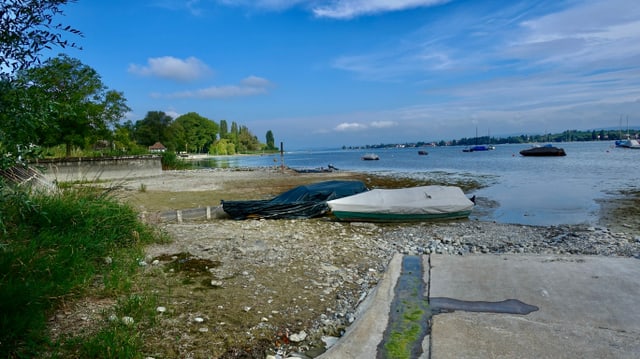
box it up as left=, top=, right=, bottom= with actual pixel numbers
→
left=18, top=54, right=130, bottom=157
left=0, top=0, right=82, bottom=80
left=209, top=138, right=236, bottom=155
left=133, top=111, right=174, bottom=148
left=265, top=130, right=276, bottom=150
left=160, top=151, right=191, bottom=170
left=0, top=77, right=52, bottom=169
left=219, top=119, right=228, bottom=139
left=170, top=112, right=219, bottom=153
left=0, top=185, right=160, bottom=357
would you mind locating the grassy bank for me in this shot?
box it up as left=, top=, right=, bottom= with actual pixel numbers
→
left=0, top=182, right=164, bottom=358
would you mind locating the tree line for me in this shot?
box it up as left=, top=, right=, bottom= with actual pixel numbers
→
left=345, top=128, right=637, bottom=150
left=1, top=48, right=276, bottom=165
left=118, top=111, right=277, bottom=156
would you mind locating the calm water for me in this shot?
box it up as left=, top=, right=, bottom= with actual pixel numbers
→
left=194, top=142, right=639, bottom=226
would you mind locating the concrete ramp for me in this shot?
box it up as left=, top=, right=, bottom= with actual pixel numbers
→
left=318, top=254, right=640, bottom=359
left=429, top=255, right=640, bottom=359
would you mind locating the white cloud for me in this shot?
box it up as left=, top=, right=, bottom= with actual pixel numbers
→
left=335, top=122, right=368, bottom=131
left=160, top=76, right=272, bottom=98
left=312, top=0, right=449, bottom=19
left=371, top=120, right=398, bottom=128
left=241, top=75, right=271, bottom=87
left=510, top=0, right=640, bottom=67
left=128, top=56, right=212, bottom=82
left=218, top=0, right=307, bottom=10
left=213, top=0, right=449, bottom=18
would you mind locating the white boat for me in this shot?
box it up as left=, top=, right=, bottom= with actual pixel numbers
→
left=327, top=185, right=474, bottom=222
left=616, top=139, right=640, bottom=149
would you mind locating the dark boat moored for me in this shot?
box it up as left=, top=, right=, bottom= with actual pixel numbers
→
left=519, top=145, right=566, bottom=157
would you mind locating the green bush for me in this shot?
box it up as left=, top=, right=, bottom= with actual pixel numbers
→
left=160, top=151, right=191, bottom=170
left=0, top=184, right=161, bottom=357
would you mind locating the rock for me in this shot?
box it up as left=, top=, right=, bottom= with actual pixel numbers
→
left=321, top=335, right=339, bottom=348
left=289, top=330, right=307, bottom=342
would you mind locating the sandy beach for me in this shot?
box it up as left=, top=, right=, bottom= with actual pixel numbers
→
left=49, top=168, right=640, bottom=359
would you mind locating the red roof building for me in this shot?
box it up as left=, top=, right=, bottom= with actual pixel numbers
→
left=148, top=142, right=167, bottom=152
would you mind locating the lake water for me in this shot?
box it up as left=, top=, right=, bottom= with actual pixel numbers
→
left=194, top=142, right=639, bottom=226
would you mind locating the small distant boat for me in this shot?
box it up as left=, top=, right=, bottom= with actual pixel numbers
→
left=616, top=139, right=640, bottom=149
left=361, top=153, right=379, bottom=160
left=327, top=185, right=474, bottom=223
left=418, top=150, right=429, bottom=155
left=463, top=145, right=495, bottom=152
left=519, top=144, right=566, bottom=156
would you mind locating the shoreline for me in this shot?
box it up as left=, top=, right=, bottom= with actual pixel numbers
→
left=50, top=167, right=639, bottom=358
left=111, top=167, right=639, bottom=235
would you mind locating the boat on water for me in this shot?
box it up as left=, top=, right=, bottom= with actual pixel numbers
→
left=463, top=145, right=495, bottom=152
left=418, top=150, right=429, bottom=155
left=519, top=144, right=566, bottom=156
left=361, top=153, right=379, bottom=160
left=327, top=185, right=474, bottom=223
left=222, top=180, right=368, bottom=219
left=616, top=139, right=640, bottom=149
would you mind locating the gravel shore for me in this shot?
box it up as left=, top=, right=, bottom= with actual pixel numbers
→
left=54, top=168, right=640, bottom=358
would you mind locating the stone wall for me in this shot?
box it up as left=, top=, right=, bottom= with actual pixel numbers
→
left=36, top=155, right=162, bottom=183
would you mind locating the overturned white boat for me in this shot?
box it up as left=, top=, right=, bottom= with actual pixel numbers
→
left=327, top=185, right=474, bottom=222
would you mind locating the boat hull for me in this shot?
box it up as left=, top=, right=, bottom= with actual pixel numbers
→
left=327, top=185, right=474, bottom=223
left=519, top=147, right=566, bottom=156
left=330, top=209, right=472, bottom=222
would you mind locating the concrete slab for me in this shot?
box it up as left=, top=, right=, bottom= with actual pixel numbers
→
left=318, top=253, right=402, bottom=359
left=429, top=255, right=640, bottom=359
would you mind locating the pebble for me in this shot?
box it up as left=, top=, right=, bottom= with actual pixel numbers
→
left=289, top=330, right=307, bottom=342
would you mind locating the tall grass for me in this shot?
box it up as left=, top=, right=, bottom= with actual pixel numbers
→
left=0, top=182, right=162, bottom=358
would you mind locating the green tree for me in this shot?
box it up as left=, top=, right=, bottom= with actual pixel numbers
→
left=0, top=78, right=46, bottom=153
left=0, top=0, right=82, bottom=79
left=237, top=125, right=261, bottom=152
left=0, top=0, right=82, bottom=168
left=219, top=119, right=228, bottom=139
left=20, top=54, right=129, bottom=156
left=112, top=121, right=145, bottom=154
left=230, top=121, right=239, bottom=143
left=171, top=112, right=218, bottom=153
left=133, top=111, right=173, bottom=148
left=265, top=130, right=275, bottom=150
left=211, top=138, right=231, bottom=155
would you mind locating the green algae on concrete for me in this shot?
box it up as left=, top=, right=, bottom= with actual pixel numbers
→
left=379, top=256, right=430, bottom=359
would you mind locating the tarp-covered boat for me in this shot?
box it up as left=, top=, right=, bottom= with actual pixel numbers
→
left=519, top=145, right=566, bottom=156
left=222, top=180, right=369, bottom=219
left=327, top=185, right=474, bottom=222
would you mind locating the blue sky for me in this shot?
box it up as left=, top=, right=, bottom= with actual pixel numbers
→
left=52, top=0, right=640, bottom=149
